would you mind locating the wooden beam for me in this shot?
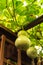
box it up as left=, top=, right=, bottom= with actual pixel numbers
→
left=0, top=15, right=43, bottom=36
left=0, top=24, right=16, bottom=37
left=0, top=24, right=17, bottom=41
left=23, top=15, right=43, bottom=30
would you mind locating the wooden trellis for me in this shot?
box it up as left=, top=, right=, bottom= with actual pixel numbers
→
left=0, top=15, right=43, bottom=65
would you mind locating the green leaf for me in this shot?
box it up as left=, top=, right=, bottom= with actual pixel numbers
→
left=0, top=0, right=6, bottom=11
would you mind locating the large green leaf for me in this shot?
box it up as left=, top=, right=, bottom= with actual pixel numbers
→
left=0, top=0, right=6, bottom=11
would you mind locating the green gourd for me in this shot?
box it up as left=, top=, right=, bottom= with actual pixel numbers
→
left=15, top=35, right=31, bottom=50
left=18, top=30, right=29, bottom=38
left=26, top=47, right=38, bottom=59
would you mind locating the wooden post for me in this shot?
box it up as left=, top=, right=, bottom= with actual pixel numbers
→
left=0, top=35, right=6, bottom=65
left=37, top=57, right=41, bottom=65
left=41, top=57, right=43, bottom=65
left=31, top=59, right=35, bottom=65
left=17, top=49, right=21, bottom=65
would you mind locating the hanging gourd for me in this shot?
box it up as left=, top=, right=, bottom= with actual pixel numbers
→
left=26, top=47, right=38, bottom=65
left=15, top=35, right=31, bottom=50
left=15, top=30, right=31, bottom=50
left=26, top=47, right=37, bottom=58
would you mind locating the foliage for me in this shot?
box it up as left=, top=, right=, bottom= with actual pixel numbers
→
left=0, top=0, right=43, bottom=31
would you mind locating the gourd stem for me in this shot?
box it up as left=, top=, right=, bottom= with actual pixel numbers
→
left=32, top=59, right=35, bottom=65
left=17, top=49, right=21, bottom=65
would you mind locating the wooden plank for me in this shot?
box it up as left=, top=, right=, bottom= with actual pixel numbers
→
left=23, top=15, right=43, bottom=30
left=0, top=35, right=6, bottom=65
